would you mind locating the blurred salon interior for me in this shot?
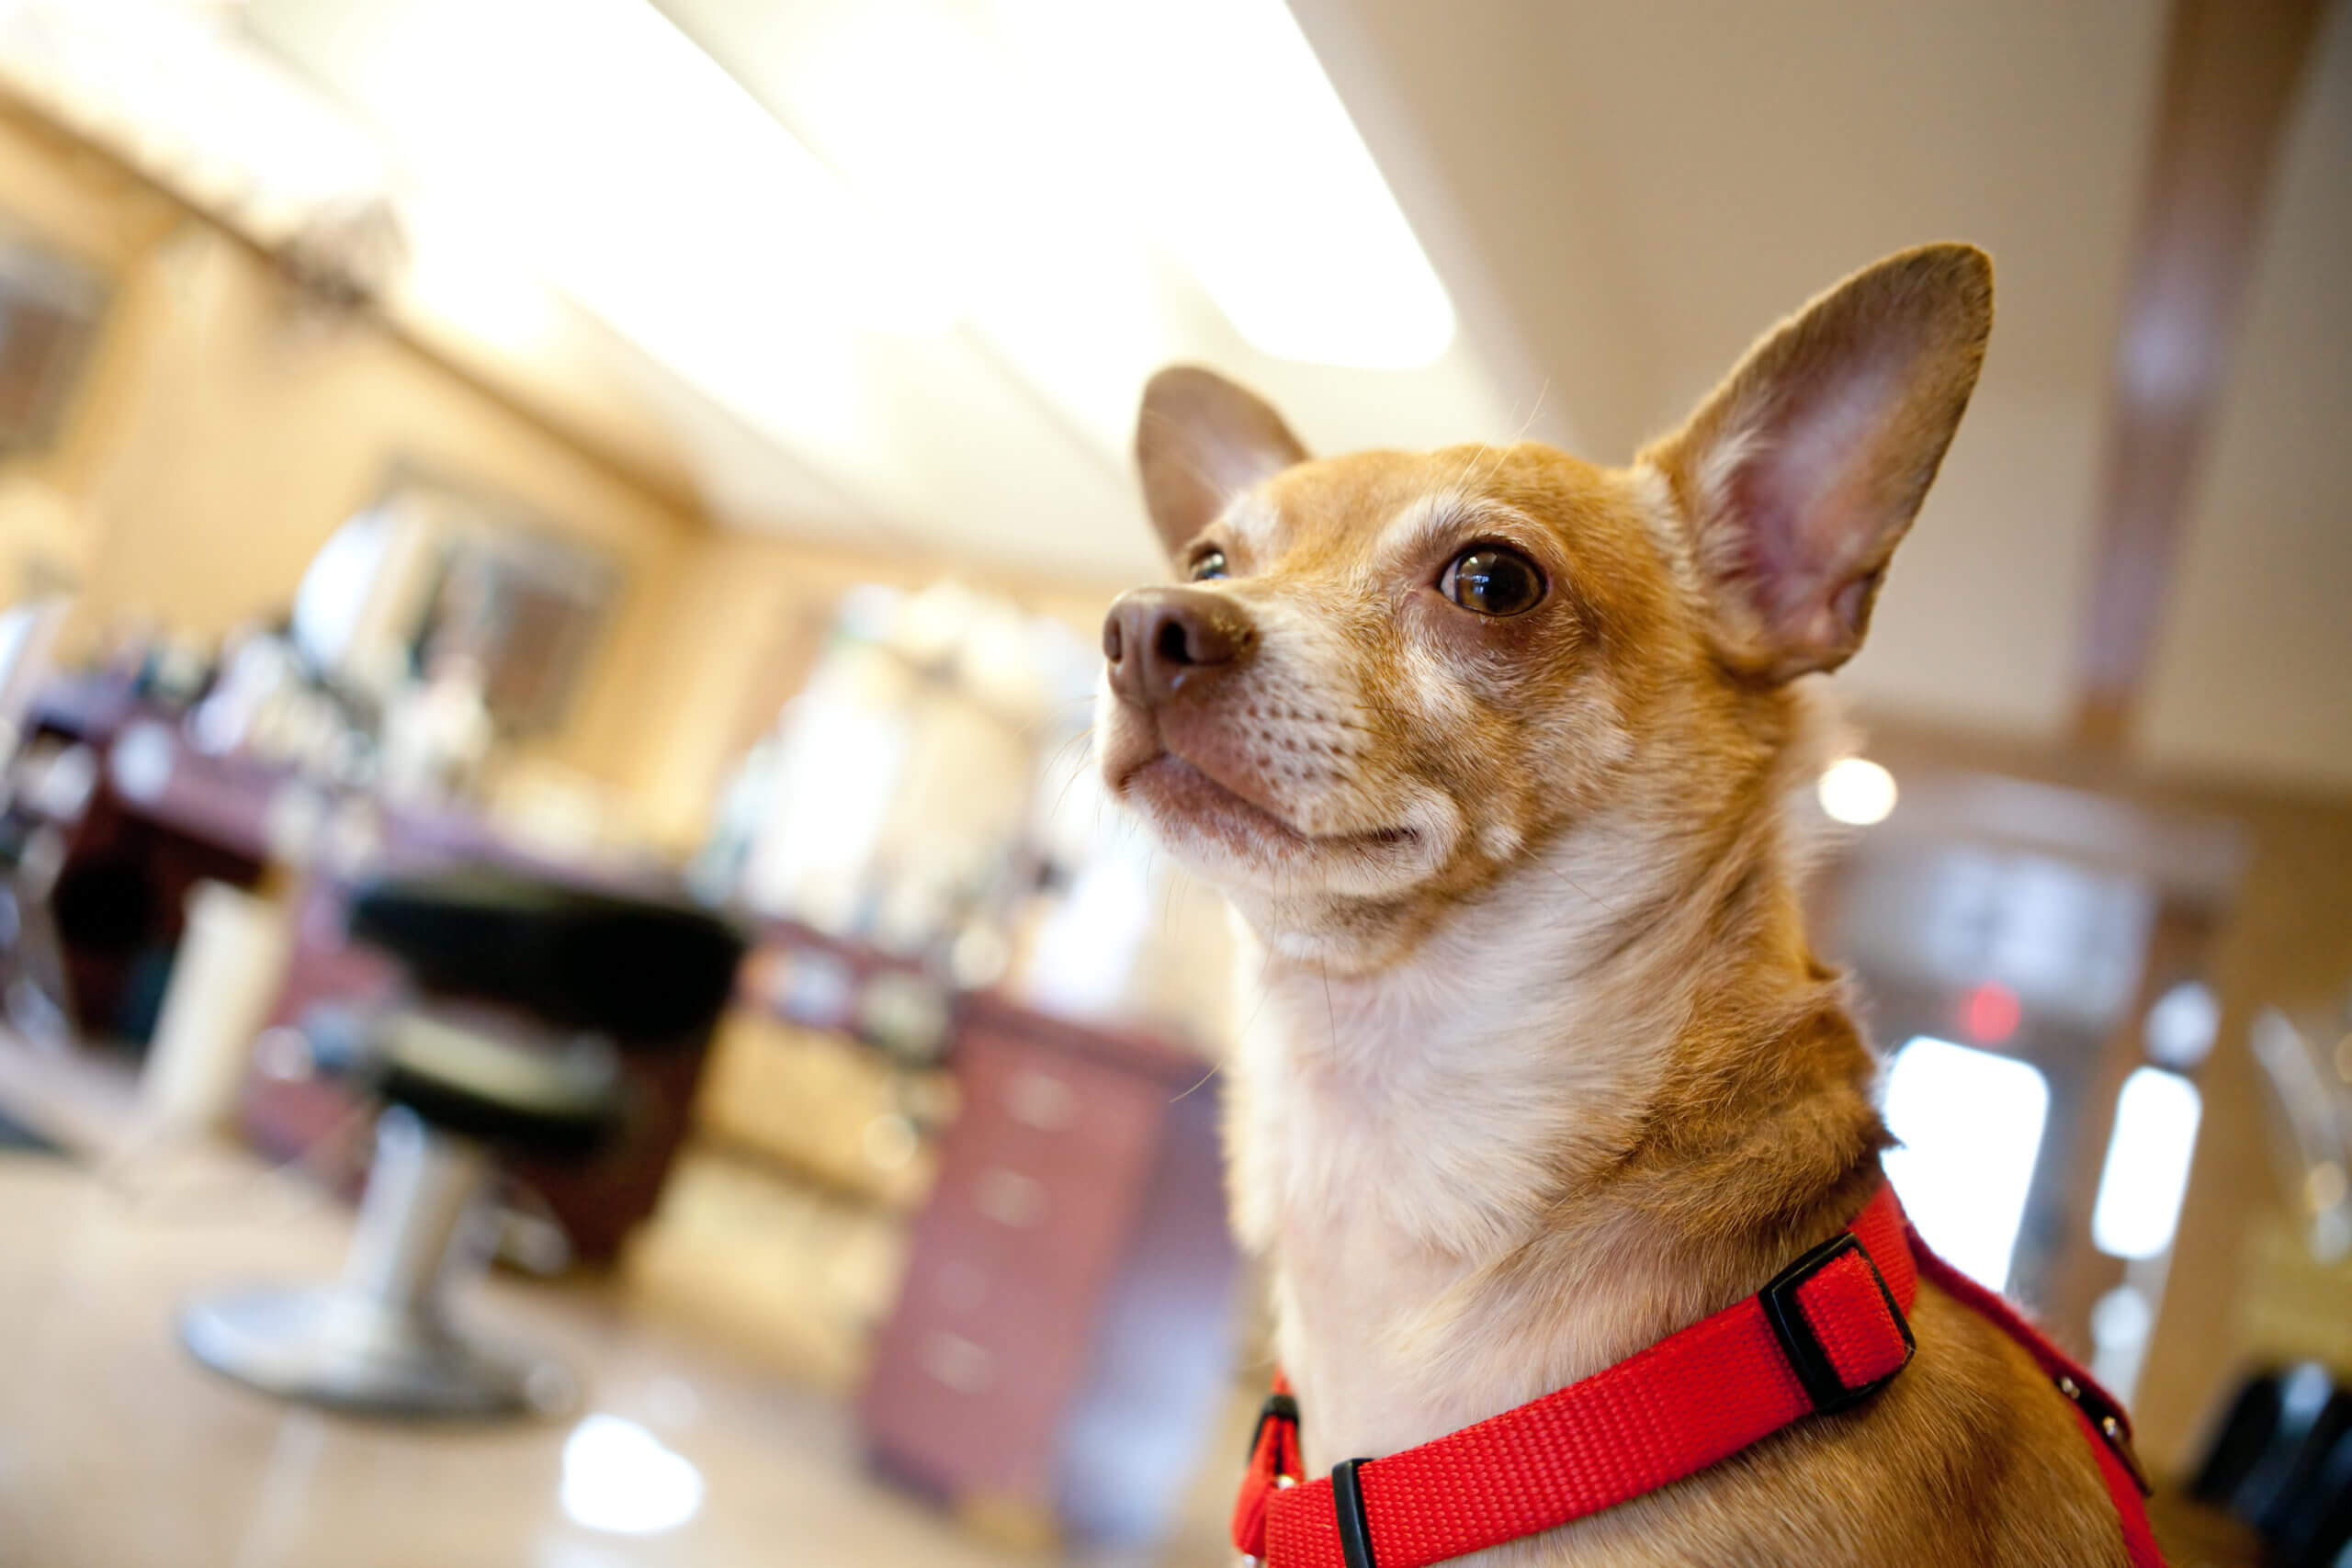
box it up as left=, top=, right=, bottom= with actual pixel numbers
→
left=0, top=1, right=2346, bottom=1564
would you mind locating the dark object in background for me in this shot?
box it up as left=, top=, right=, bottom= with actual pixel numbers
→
left=349, top=867, right=746, bottom=1040
left=246, top=850, right=743, bottom=1262
left=2190, top=1363, right=2352, bottom=1568
left=2194, top=1369, right=2290, bottom=1505
left=180, top=867, right=746, bottom=1417
left=0, top=1104, right=62, bottom=1156
left=50, top=850, right=176, bottom=1041
left=12, top=687, right=274, bottom=1048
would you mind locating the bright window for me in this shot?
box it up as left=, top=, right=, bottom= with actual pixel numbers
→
left=1882, top=1036, right=2051, bottom=1293
left=2090, top=1067, right=2203, bottom=1258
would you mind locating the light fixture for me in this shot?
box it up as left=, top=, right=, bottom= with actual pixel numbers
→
left=773, top=0, right=1458, bottom=389
left=1008, top=0, right=1456, bottom=370
left=1882, top=1036, right=2050, bottom=1292
left=1131, top=0, right=1455, bottom=367
left=247, top=0, right=952, bottom=458
left=1817, top=756, right=1897, bottom=826
left=2089, top=1066, right=2202, bottom=1259
left=2143, top=979, right=2220, bottom=1070
left=394, top=196, right=566, bottom=359
left=1958, top=980, right=2022, bottom=1046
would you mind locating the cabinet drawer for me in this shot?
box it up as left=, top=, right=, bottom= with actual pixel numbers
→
left=923, top=1031, right=1166, bottom=1288
left=860, top=1029, right=1172, bottom=1498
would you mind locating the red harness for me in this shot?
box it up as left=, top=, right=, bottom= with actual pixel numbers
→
left=1232, top=1185, right=2165, bottom=1567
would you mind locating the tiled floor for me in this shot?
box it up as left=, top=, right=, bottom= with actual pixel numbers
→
left=0, top=1041, right=1241, bottom=1568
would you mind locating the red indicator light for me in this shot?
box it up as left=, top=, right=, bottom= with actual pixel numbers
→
left=1960, top=982, right=2022, bottom=1045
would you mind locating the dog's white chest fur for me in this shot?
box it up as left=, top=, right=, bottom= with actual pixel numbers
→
left=1226, top=842, right=1686, bottom=1468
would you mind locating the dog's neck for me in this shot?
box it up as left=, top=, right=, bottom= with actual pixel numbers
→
left=1225, top=788, right=1885, bottom=1471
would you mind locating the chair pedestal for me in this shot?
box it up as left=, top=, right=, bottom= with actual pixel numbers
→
left=180, top=1105, right=574, bottom=1417
left=177, top=867, right=745, bottom=1420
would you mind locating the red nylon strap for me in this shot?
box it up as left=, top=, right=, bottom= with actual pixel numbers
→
left=1231, top=1371, right=1304, bottom=1557
left=1236, top=1187, right=1916, bottom=1568
left=1235, top=1186, right=2169, bottom=1568
left=1906, top=1231, right=2166, bottom=1568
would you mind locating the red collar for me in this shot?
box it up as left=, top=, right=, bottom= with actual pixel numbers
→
left=1232, top=1183, right=2163, bottom=1568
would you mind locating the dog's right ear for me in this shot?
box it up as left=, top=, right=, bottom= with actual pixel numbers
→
left=1643, top=243, right=1993, bottom=682
left=1135, top=367, right=1309, bottom=561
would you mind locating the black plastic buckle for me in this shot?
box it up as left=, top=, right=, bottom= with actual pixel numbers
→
left=1246, top=1391, right=1300, bottom=1462
left=1758, top=1232, right=1915, bottom=1415
left=1331, top=1456, right=1377, bottom=1568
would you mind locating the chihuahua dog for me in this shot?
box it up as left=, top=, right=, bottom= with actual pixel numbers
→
left=1097, top=246, right=2140, bottom=1563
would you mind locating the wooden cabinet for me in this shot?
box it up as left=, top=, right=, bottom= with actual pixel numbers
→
left=859, top=996, right=1238, bottom=1547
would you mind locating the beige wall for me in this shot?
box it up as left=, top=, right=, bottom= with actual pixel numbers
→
left=0, top=105, right=699, bottom=799
left=0, top=104, right=176, bottom=592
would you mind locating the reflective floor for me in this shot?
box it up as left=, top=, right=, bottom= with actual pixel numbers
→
left=0, top=1041, right=1234, bottom=1568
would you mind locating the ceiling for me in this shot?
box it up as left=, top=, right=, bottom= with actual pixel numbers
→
left=235, top=0, right=1531, bottom=584
left=1283, top=0, right=2352, bottom=793
left=3, top=0, right=2346, bottom=795
left=2137, top=0, right=2352, bottom=791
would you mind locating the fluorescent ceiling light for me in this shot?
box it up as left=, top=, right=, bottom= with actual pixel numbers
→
left=395, top=196, right=566, bottom=356
left=249, top=0, right=951, bottom=458
left=373, top=0, right=949, bottom=331
left=143, top=0, right=1465, bottom=485
left=660, top=0, right=1457, bottom=438
left=750, top=2, right=1182, bottom=456
left=1033, top=0, right=1457, bottom=369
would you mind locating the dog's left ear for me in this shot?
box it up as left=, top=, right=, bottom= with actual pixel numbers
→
left=1136, top=367, right=1309, bottom=561
left=1644, top=243, right=1992, bottom=682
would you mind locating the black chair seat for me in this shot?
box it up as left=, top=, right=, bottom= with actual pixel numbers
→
left=347, top=868, right=746, bottom=1043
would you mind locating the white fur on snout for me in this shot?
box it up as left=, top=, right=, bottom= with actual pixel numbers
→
left=1100, top=581, right=1464, bottom=907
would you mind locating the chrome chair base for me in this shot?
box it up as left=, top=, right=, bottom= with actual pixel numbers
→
left=179, top=1106, right=574, bottom=1419
left=179, top=1285, right=574, bottom=1417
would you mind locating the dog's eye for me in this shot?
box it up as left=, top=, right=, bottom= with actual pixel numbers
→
left=1441, top=547, right=1544, bottom=616
left=1188, top=548, right=1228, bottom=581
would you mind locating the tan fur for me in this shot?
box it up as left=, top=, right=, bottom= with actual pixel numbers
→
left=1099, top=246, right=2136, bottom=1564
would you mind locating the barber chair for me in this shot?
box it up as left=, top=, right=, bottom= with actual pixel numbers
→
left=179, top=869, right=744, bottom=1416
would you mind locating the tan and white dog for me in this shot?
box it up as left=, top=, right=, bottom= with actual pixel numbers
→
left=1097, top=246, right=2140, bottom=1563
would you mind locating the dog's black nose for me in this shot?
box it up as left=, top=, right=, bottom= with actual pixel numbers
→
left=1103, top=586, right=1254, bottom=706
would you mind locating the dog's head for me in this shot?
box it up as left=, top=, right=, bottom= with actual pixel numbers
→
left=1097, top=244, right=1991, bottom=970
